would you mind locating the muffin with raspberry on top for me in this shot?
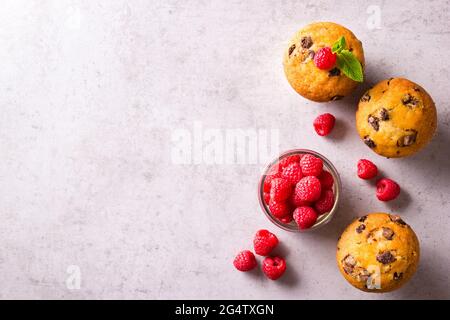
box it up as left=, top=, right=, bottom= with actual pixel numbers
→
left=283, top=22, right=365, bottom=102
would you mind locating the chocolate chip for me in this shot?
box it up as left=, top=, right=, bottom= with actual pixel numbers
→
left=343, top=254, right=356, bottom=267
left=358, top=269, right=370, bottom=282
left=364, top=136, right=376, bottom=148
left=301, top=36, right=313, bottom=49
left=360, top=91, right=371, bottom=102
left=382, top=227, right=395, bottom=240
left=393, top=272, right=403, bottom=280
left=328, top=68, right=341, bottom=77
left=414, top=87, right=421, bottom=92
left=376, top=251, right=396, bottom=265
left=288, top=44, right=296, bottom=56
left=401, top=94, right=420, bottom=108
left=368, top=116, right=379, bottom=131
left=343, top=265, right=353, bottom=274
left=390, top=215, right=407, bottom=226
left=356, top=224, right=366, bottom=233
left=379, top=108, right=389, bottom=121
left=358, top=215, right=367, bottom=222
left=331, top=95, right=344, bottom=101
left=387, top=77, right=394, bottom=86
left=397, top=130, right=417, bottom=147
left=308, top=50, right=315, bottom=59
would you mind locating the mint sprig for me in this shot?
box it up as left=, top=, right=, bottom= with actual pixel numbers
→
left=331, top=36, right=363, bottom=82
left=332, top=36, right=346, bottom=54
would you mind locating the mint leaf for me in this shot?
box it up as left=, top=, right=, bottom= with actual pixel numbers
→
left=336, top=49, right=363, bottom=82
left=331, top=36, right=346, bottom=54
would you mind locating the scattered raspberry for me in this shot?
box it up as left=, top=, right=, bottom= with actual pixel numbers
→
left=300, top=154, right=323, bottom=177
left=253, top=230, right=279, bottom=256
left=233, top=250, right=257, bottom=272
left=268, top=200, right=291, bottom=218
left=262, top=256, right=286, bottom=280
left=313, top=113, right=336, bottom=136
left=357, top=159, right=378, bottom=180
left=263, top=192, right=270, bottom=205
left=270, top=178, right=292, bottom=202
left=294, top=176, right=322, bottom=202
left=318, top=170, right=334, bottom=190
left=281, top=162, right=303, bottom=185
left=277, top=214, right=293, bottom=224
left=314, top=47, right=337, bottom=70
left=376, top=178, right=400, bottom=201
left=263, top=165, right=281, bottom=192
left=314, top=189, right=335, bottom=215
left=293, top=206, right=318, bottom=230
left=279, top=155, right=301, bottom=169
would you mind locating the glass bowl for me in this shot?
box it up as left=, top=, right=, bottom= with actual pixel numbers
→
left=258, top=149, right=342, bottom=232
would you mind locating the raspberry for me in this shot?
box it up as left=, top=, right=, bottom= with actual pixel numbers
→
left=270, top=178, right=292, bottom=202
left=357, top=159, right=378, bottom=180
left=294, top=176, right=322, bottom=202
left=289, top=191, right=311, bottom=208
left=253, top=229, right=279, bottom=256
left=268, top=200, right=291, bottom=218
left=277, top=214, right=293, bottom=224
left=318, top=170, right=334, bottom=190
left=263, top=165, right=281, bottom=192
left=314, top=47, right=337, bottom=70
left=281, top=162, right=303, bottom=185
left=262, top=256, right=286, bottom=280
left=233, top=250, right=257, bottom=272
left=279, top=155, right=301, bottom=169
left=314, top=189, right=335, bottom=215
left=263, top=192, right=270, bottom=205
left=300, top=154, right=323, bottom=177
left=376, top=178, right=400, bottom=201
left=313, top=113, right=336, bottom=136
left=293, top=206, right=318, bottom=230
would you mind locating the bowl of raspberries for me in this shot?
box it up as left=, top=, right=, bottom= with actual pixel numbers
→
left=258, top=149, right=341, bottom=232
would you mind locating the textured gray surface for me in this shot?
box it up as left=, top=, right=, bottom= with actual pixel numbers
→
left=0, top=0, right=449, bottom=299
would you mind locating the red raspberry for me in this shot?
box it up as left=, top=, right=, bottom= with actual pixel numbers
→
left=270, top=178, right=292, bottom=202
left=262, top=256, right=286, bottom=280
left=376, top=178, right=400, bottom=201
left=279, top=155, right=301, bottom=169
left=294, top=176, right=322, bottom=202
left=293, top=206, right=318, bottom=230
left=314, top=47, right=337, bottom=70
left=289, top=191, right=311, bottom=208
left=263, top=192, right=270, bottom=205
left=313, top=113, right=336, bottom=136
left=314, top=189, right=335, bottom=215
left=268, top=200, right=291, bottom=218
left=300, top=154, right=323, bottom=177
left=233, top=250, right=257, bottom=272
left=263, top=165, right=281, bottom=192
left=318, top=170, right=334, bottom=190
left=253, top=229, right=279, bottom=256
left=277, top=214, right=293, bottom=224
left=357, top=159, right=378, bottom=180
left=281, top=162, right=303, bottom=185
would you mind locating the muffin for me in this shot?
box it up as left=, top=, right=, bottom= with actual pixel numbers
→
left=336, top=213, right=420, bottom=293
left=356, top=78, right=437, bottom=158
left=283, top=22, right=365, bottom=102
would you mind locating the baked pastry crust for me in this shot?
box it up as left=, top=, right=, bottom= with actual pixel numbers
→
left=336, top=213, right=420, bottom=292
left=283, top=22, right=364, bottom=102
left=356, top=78, right=437, bottom=158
